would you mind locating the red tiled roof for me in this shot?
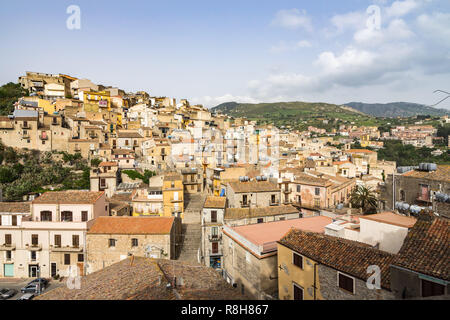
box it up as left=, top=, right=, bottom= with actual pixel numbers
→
left=32, top=191, right=104, bottom=204
left=88, top=216, right=174, bottom=235
left=279, top=228, right=395, bottom=289
left=392, top=214, right=449, bottom=281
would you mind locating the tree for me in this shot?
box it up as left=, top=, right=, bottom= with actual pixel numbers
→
left=350, top=185, right=378, bottom=214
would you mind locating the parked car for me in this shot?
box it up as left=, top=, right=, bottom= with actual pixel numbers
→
left=0, top=288, right=18, bottom=299
left=17, top=293, right=35, bottom=300
left=21, top=282, right=47, bottom=294
left=28, top=278, right=49, bottom=287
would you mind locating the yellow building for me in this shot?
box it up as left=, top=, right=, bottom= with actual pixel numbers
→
left=162, top=172, right=184, bottom=219
left=83, top=91, right=111, bottom=112
left=277, top=228, right=395, bottom=300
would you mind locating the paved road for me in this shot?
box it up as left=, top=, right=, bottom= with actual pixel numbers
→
left=0, top=279, right=65, bottom=300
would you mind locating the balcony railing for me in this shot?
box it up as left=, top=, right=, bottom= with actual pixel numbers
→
left=209, top=248, right=223, bottom=256
left=50, top=245, right=83, bottom=252
left=21, top=123, right=31, bottom=129
left=240, top=201, right=250, bottom=208
left=283, top=188, right=292, bottom=194
left=269, top=200, right=280, bottom=206
left=26, top=244, right=42, bottom=251
left=0, top=243, right=16, bottom=251
left=208, top=234, right=222, bottom=242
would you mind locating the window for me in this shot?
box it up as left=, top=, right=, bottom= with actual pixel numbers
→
left=61, top=211, right=73, bottom=222
left=297, top=185, right=301, bottom=192
left=6, top=250, right=11, bottom=260
left=314, top=198, right=321, bottom=208
left=40, top=211, right=52, bottom=222
left=78, top=254, right=84, bottom=262
left=271, top=194, right=276, bottom=204
left=72, top=235, right=79, bottom=248
left=242, top=195, right=248, bottom=205
left=211, top=242, right=219, bottom=254
left=421, top=279, right=445, bottom=297
left=31, top=251, right=36, bottom=261
left=100, top=179, right=106, bottom=188
left=293, top=283, right=304, bottom=300
left=211, top=210, right=217, bottom=223
left=131, top=238, right=138, bottom=247
left=64, top=254, right=70, bottom=265
left=400, top=190, right=406, bottom=201
left=31, top=234, right=38, bottom=246
left=109, top=239, right=116, bottom=247
left=81, top=211, right=88, bottom=222
left=293, top=253, right=303, bottom=269
left=12, top=215, right=17, bottom=226
left=338, top=272, right=355, bottom=294
left=5, top=234, right=12, bottom=245
left=257, top=218, right=264, bottom=224
left=279, top=217, right=286, bottom=221
left=315, top=188, right=320, bottom=196
left=211, top=227, right=218, bottom=239
left=54, top=235, right=61, bottom=247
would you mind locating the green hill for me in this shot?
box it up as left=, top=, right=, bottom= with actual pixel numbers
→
left=345, top=102, right=450, bottom=118
left=211, top=101, right=379, bottom=130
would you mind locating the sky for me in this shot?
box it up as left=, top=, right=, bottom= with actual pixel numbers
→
left=0, top=0, right=449, bottom=109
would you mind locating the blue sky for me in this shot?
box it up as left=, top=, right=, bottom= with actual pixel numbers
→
left=1, top=0, right=449, bottom=108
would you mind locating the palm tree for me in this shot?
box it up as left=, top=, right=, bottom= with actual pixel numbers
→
left=350, top=185, right=377, bottom=214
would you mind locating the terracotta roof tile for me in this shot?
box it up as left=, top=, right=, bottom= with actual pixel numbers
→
left=228, top=180, right=280, bottom=193
left=279, top=229, right=395, bottom=289
left=360, top=212, right=417, bottom=228
left=225, top=205, right=299, bottom=220
left=88, top=216, right=174, bottom=234
left=0, top=202, right=31, bottom=213
left=32, top=191, right=104, bottom=204
left=392, top=214, right=449, bottom=281
left=204, top=196, right=226, bottom=209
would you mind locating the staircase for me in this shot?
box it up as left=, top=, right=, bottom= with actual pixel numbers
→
left=176, top=194, right=205, bottom=263
left=177, top=223, right=202, bottom=263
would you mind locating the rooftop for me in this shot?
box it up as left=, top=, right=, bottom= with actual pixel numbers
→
left=402, top=165, right=450, bottom=183
left=228, top=180, right=279, bottom=193
left=392, top=213, right=449, bottom=281
left=88, top=216, right=174, bottom=235
left=32, top=191, right=104, bottom=205
left=0, top=202, right=31, bottom=213
left=279, top=228, right=394, bottom=289
left=228, top=216, right=332, bottom=247
left=36, top=257, right=249, bottom=300
left=225, top=205, right=299, bottom=220
left=360, top=211, right=417, bottom=228
left=204, top=196, right=226, bottom=209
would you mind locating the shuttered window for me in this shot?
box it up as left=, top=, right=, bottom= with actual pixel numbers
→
left=338, top=272, right=354, bottom=294
left=293, top=253, right=303, bottom=269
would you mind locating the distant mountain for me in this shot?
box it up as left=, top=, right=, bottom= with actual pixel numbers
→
left=344, top=102, right=449, bottom=118
left=211, top=101, right=375, bottom=129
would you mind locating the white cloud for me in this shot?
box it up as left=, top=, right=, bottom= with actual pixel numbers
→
left=192, top=94, right=260, bottom=108
left=354, top=18, right=414, bottom=46
left=416, top=12, right=450, bottom=45
left=297, top=40, right=312, bottom=48
left=330, top=11, right=367, bottom=34
left=386, top=0, right=421, bottom=17
left=271, top=9, right=313, bottom=31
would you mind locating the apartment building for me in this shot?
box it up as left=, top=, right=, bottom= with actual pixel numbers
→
left=225, top=179, right=281, bottom=209
left=0, top=191, right=108, bottom=279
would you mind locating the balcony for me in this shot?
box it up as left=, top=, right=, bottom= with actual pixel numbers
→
left=416, top=192, right=431, bottom=203
left=208, top=234, right=222, bottom=242
left=209, top=248, right=223, bottom=256
left=283, top=188, right=292, bottom=194
left=50, top=245, right=83, bottom=252
left=74, top=147, right=81, bottom=152
left=170, top=198, right=183, bottom=203
left=22, top=132, right=30, bottom=139
left=89, top=133, right=98, bottom=139
left=39, top=134, right=48, bottom=140
left=0, top=243, right=16, bottom=251
left=269, top=200, right=280, bottom=206
left=21, top=123, right=31, bottom=129
left=26, top=244, right=42, bottom=251
left=240, top=201, right=250, bottom=208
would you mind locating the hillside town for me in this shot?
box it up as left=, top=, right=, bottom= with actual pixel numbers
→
left=0, top=71, right=448, bottom=301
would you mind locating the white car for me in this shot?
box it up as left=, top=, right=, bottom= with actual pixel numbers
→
left=17, top=293, right=35, bottom=300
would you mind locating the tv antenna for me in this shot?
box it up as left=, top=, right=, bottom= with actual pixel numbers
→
left=429, top=90, right=450, bottom=107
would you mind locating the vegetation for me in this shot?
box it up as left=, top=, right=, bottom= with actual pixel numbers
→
left=122, top=169, right=156, bottom=183
left=350, top=185, right=378, bottom=215
left=0, top=144, right=90, bottom=201
left=377, top=140, right=450, bottom=166
left=211, top=101, right=388, bottom=131
left=345, top=102, right=449, bottom=118
left=0, top=82, right=28, bottom=115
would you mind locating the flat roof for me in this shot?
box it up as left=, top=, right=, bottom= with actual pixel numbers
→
left=360, top=212, right=417, bottom=228
left=229, top=216, right=333, bottom=246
